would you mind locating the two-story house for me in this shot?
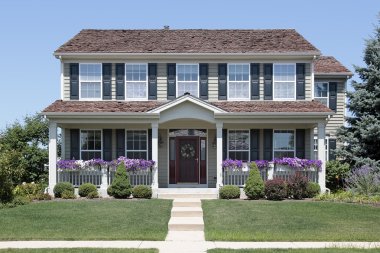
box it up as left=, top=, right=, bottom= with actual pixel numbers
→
left=42, top=29, right=352, bottom=196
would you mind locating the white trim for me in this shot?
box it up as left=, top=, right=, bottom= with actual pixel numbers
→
left=79, top=129, right=103, bottom=160
left=60, top=61, right=64, bottom=100
left=273, top=129, right=295, bottom=159
left=176, top=63, right=200, bottom=98
left=125, top=63, right=149, bottom=101
left=311, top=61, right=315, bottom=100
left=273, top=63, right=296, bottom=101
left=227, top=129, right=250, bottom=161
left=79, top=63, right=103, bottom=101
left=227, top=63, right=251, bottom=101
left=125, top=129, right=149, bottom=159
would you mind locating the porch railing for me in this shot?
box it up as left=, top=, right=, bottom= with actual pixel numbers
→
left=108, top=170, right=152, bottom=186
left=223, top=169, right=268, bottom=187
left=273, top=170, right=318, bottom=183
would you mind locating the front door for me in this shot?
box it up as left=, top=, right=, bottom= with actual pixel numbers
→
left=176, top=137, right=199, bottom=183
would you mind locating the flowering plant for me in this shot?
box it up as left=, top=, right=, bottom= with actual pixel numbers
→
left=253, top=160, right=270, bottom=170
left=273, top=157, right=322, bottom=171
left=116, top=157, right=155, bottom=172
left=57, top=160, right=82, bottom=171
left=222, top=159, right=243, bottom=171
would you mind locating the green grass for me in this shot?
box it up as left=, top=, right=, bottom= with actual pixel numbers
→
left=203, top=200, right=380, bottom=241
left=208, top=249, right=380, bottom=253
left=0, top=199, right=171, bottom=241
left=0, top=249, right=157, bottom=253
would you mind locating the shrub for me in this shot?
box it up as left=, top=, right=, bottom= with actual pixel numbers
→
left=11, top=196, right=31, bottom=206
left=314, top=191, right=380, bottom=205
left=78, top=183, right=97, bottom=197
left=13, top=182, right=45, bottom=200
left=35, top=193, right=52, bottom=201
left=87, top=191, right=99, bottom=199
left=345, top=165, right=380, bottom=196
left=326, top=161, right=350, bottom=192
left=243, top=162, right=264, bottom=199
left=265, top=179, right=287, bottom=200
left=53, top=182, right=74, bottom=198
left=219, top=185, right=240, bottom=199
left=287, top=173, right=308, bottom=200
left=61, top=190, right=76, bottom=199
left=107, top=163, right=132, bottom=199
left=304, top=182, right=321, bottom=198
left=132, top=185, right=152, bottom=199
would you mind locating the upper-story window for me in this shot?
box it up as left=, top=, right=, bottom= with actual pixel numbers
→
left=314, top=82, right=329, bottom=106
left=177, top=64, right=199, bottom=97
left=273, top=64, right=296, bottom=100
left=126, top=64, right=148, bottom=100
left=228, top=64, right=250, bottom=100
left=79, top=63, right=102, bottom=99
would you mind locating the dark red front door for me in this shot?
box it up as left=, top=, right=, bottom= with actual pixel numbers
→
left=176, top=137, right=199, bottom=183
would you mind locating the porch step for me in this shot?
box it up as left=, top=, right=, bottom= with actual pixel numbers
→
left=159, top=193, right=217, bottom=199
left=173, top=198, right=201, bottom=207
left=168, top=217, right=204, bottom=231
left=171, top=207, right=203, bottom=217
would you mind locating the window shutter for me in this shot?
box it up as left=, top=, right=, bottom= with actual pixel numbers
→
left=148, top=129, right=152, bottom=160
left=199, top=63, right=209, bottom=100
left=218, top=64, right=227, bottom=100
left=222, top=129, right=227, bottom=160
left=250, top=129, right=260, bottom=161
left=263, top=129, right=273, bottom=161
left=116, top=63, right=125, bottom=100
left=148, top=63, right=157, bottom=100
left=250, top=63, right=260, bottom=100
left=103, top=129, right=112, bottom=161
left=328, top=138, right=337, bottom=161
left=70, top=129, right=80, bottom=160
left=296, top=63, right=305, bottom=100
left=295, top=129, right=305, bottom=159
left=167, top=63, right=176, bottom=100
left=264, top=64, right=273, bottom=100
left=102, top=63, right=112, bottom=100
left=70, top=63, right=79, bottom=100
left=329, top=82, right=338, bottom=112
left=115, top=129, right=125, bottom=158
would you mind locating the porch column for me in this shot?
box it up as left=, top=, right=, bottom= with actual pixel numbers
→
left=48, top=121, right=57, bottom=194
left=317, top=123, right=326, bottom=193
left=151, top=122, right=159, bottom=192
left=216, top=122, right=223, bottom=188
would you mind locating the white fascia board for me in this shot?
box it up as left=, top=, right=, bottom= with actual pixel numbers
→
left=42, top=112, right=160, bottom=119
left=214, top=112, right=334, bottom=119
left=314, top=73, right=353, bottom=78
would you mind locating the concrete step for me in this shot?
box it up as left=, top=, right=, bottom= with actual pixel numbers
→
left=173, top=198, right=201, bottom=207
left=159, top=193, right=217, bottom=199
left=168, top=217, right=204, bottom=231
left=165, top=231, right=205, bottom=241
left=171, top=207, right=203, bottom=217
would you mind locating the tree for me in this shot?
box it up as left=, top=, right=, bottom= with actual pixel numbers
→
left=336, top=17, right=380, bottom=167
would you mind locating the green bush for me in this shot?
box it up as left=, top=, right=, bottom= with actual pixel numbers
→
left=132, top=185, right=152, bottom=199
left=287, top=173, right=309, bottom=200
left=13, top=182, right=45, bottom=200
left=107, top=163, right=132, bottom=199
left=304, top=182, right=321, bottom=198
left=78, top=183, right=97, bottom=197
left=314, top=191, right=380, bottom=204
left=61, top=190, right=76, bottom=199
left=243, top=162, right=264, bottom=200
left=11, top=196, right=31, bottom=206
left=219, top=185, right=240, bottom=199
left=53, top=182, right=74, bottom=198
left=265, top=179, right=287, bottom=200
left=326, top=161, right=350, bottom=192
left=87, top=191, right=99, bottom=199
left=35, top=192, right=52, bottom=201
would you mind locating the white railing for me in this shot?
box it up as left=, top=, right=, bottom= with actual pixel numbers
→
left=108, top=170, right=152, bottom=186
left=223, top=169, right=268, bottom=187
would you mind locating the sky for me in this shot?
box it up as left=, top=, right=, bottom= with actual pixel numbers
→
left=0, top=0, right=379, bottom=129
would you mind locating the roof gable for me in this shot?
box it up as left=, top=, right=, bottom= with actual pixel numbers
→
left=314, top=56, right=353, bottom=76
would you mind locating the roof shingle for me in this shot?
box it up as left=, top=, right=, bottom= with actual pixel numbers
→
left=314, top=56, right=352, bottom=75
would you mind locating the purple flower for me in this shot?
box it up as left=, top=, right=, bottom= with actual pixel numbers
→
left=272, top=157, right=322, bottom=171
left=222, top=159, right=243, bottom=171
left=254, top=160, right=269, bottom=170
left=57, top=160, right=81, bottom=170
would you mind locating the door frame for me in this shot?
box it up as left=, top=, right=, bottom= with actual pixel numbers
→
left=175, top=136, right=199, bottom=183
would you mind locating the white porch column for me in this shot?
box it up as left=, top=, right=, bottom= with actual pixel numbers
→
left=317, top=123, right=326, bottom=193
left=309, top=127, right=315, bottom=160
left=48, top=121, right=57, bottom=194
left=216, top=122, right=223, bottom=188
left=151, top=122, right=159, bottom=195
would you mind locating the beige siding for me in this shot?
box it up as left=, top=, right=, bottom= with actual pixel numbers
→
left=305, top=63, right=312, bottom=100
left=64, top=128, right=70, bottom=159
left=208, top=129, right=217, bottom=187
left=158, top=129, right=168, bottom=187
left=208, top=63, right=219, bottom=101
left=63, top=63, right=70, bottom=100
left=305, top=128, right=311, bottom=160
left=157, top=63, right=167, bottom=100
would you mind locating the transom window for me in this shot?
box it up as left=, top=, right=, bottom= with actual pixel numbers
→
left=228, top=130, right=250, bottom=161
left=126, top=130, right=148, bottom=159
left=314, top=82, right=329, bottom=106
left=273, top=64, right=296, bottom=100
left=177, top=64, right=199, bottom=97
left=126, top=64, right=148, bottom=100
left=79, top=63, right=102, bottom=99
left=228, top=64, right=250, bottom=100
left=80, top=130, right=102, bottom=160
left=273, top=130, right=295, bottom=158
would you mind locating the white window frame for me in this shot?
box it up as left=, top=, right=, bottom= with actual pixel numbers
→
left=273, top=129, right=296, bottom=158
left=79, top=129, right=103, bottom=160
left=313, top=81, right=329, bottom=107
left=176, top=63, right=199, bottom=98
left=227, top=63, right=251, bottom=101
left=313, top=136, right=329, bottom=161
left=273, top=63, right=296, bottom=101
left=227, top=129, right=250, bottom=161
left=79, top=63, right=103, bottom=101
left=125, top=63, right=148, bottom=101
left=125, top=129, right=149, bottom=159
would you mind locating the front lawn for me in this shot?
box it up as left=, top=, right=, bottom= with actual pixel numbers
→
left=0, top=250, right=157, bottom=253
left=208, top=249, right=380, bottom=253
left=203, top=200, right=380, bottom=241
left=0, top=199, right=171, bottom=241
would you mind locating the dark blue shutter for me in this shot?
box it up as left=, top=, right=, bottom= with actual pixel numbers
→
left=70, top=63, right=79, bottom=100
left=167, top=63, right=176, bottom=100
left=116, top=63, right=125, bottom=100
left=218, top=64, right=227, bottom=100
left=329, top=82, right=337, bottom=112
left=264, top=64, right=273, bottom=100
left=70, top=129, right=80, bottom=160
left=329, top=138, right=337, bottom=161
left=148, top=129, right=152, bottom=160
left=199, top=63, right=208, bottom=100
left=102, top=63, right=112, bottom=100
left=148, top=63, right=157, bottom=100
left=250, top=129, right=260, bottom=161
left=296, top=129, right=305, bottom=159
left=296, top=63, right=305, bottom=100
left=222, top=129, right=227, bottom=160
left=116, top=129, right=125, bottom=158
left=250, top=63, right=260, bottom=100
left=263, top=129, right=273, bottom=161
left=103, top=129, right=112, bottom=161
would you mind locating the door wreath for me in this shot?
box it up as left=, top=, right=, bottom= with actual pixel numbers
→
left=181, top=144, right=195, bottom=159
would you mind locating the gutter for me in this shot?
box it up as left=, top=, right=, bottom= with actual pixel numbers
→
left=41, top=112, right=160, bottom=119
left=214, top=112, right=334, bottom=119
left=314, top=72, right=353, bottom=78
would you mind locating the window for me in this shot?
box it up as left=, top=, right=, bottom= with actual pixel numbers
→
left=228, top=64, right=250, bottom=100
left=228, top=130, right=249, bottom=161
left=177, top=64, right=199, bottom=97
left=79, top=63, right=102, bottom=99
left=273, top=130, right=295, bottom=158
left=126, top=64, right=148, bottom=100
left=313, top=136, right=329, bottom=160
left=126, top=130, right=148, bottom=159
left=80, top=130, right=102, bottom=160
left=314, top=82, right=329, bottom=106
left=273, top=64, right=296, bottom=100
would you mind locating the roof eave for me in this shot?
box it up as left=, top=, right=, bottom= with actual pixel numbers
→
left=315, top=72, right=353, bottom=78
left=214, top=112, right=333, bottom=119
left=42, top=112, right=160, bottom=118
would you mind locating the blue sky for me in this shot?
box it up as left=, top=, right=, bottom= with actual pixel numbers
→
left=0, top=0, right=379, bottom=128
